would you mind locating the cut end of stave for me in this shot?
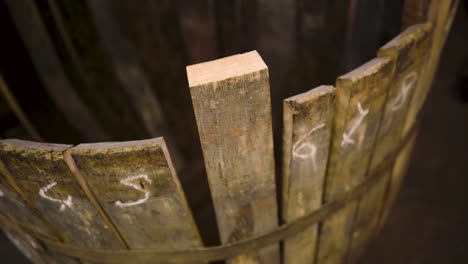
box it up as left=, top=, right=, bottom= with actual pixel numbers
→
left=186, top=50, right=267, bottom=87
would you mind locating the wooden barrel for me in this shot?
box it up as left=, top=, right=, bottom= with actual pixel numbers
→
left=0, top=0, right=458, bottom=263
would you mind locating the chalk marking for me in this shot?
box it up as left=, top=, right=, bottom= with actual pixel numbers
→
left=292, top=123, right=325, bottom=172
left=391, top=72, right=418, bottom=111
left=38, top=182, right=73, bottom=211
left=115, top=174, right=152, bottom=208
left=0, top=190, right=4, bottom=197
left=341, top=102, right=369, bottom=146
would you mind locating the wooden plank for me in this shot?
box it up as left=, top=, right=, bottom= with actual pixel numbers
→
left=4, top=0, right=109, bottom=142
left=403, top=0, right=459, bottom=135
left=70, top=138, right=203, bottom=250
left=119, top=1, right=219, bottom=246
left=347, top=24, right=431, bottom=262
left=122, top=0, right=220, bottom=245
left=0, top=139, right=124, bottom=251
left=316, top=57, right=394, bottom=264
left=346, top=130, right=417, bottom=263
left=187, top=51, right=279, bottom=263
left=0, top=161, right=79, bottom=264
left=176, top=0, right=217, bottom=63
left=0, top=162, right=51, bottom=238
left=282, top=86, right=335, bottom=264
left=354, top=4, right=459, bottom=253
left=347, top=173, right=389, bottom=263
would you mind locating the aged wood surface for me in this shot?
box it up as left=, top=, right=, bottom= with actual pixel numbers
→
left=347, top=171, right=391, bottom=263
left=348, top=24, right=431, bottom=262
left=403, top=0, right=458, bottom=135
left=0, top=160, right=77, bottom=263
left=70, top=138, right=203, bottom=251
left=0, top=162, right=52, bottom=239
left=316, top=57, right=394, bottom=264
left=0, top=139, right=123, bottom=252
left=374, top=23, right=430, bottom=177
left=4, top=0, right=109, bottom=142
left=378, top=129, right=417, bottom=229
left=119, top=3, right=219, bottom=245
left=188, top=51, right=279, bottom=263
left=282, top=86, right=335, bottom=264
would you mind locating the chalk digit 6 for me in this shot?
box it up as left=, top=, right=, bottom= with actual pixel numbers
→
left=292, top=123, right=325, bottom=172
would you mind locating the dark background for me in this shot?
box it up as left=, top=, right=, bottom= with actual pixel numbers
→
left=0, top=0, right=467, bottom=263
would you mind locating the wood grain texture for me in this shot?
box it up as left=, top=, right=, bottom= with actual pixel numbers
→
left=0, top=139, right=122, bottom=252
left=0, top=163, right=51, bottom=239
left=282, top=86, right=335, bottom=264
left=0, top=161, right=78, bottom=263
left=373, top=24, right=430, bottom=162
left=378, top=129, right=417, bottom=228
left=316, top=57, right=394, bottom=264
left=347, top=173, right=390, bottom=263
left=120, top=4, right=219, bottom=246
left=188, top=51, right=279, bottom=264
left=70, top=138, right=203, bottom=251
left=348, top=24, right=431, bottom=262
left=4, top=0, right=109, bottom=142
